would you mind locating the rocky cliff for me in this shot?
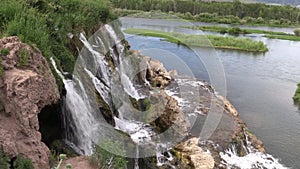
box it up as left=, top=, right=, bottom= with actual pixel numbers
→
left=0, top=36, right=60, bottom=169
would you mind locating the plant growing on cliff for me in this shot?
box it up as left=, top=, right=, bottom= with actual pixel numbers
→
left=0, top=49, right=9, bottom=56
left=89, top=138, right=127, bottom=169
left=17, top=48, right=29, bottom=67
left=0, top=150, right=10, bottom=169
left=54, top=154, right=72, bottom=169
left=13, top=156, right=34, bottom=169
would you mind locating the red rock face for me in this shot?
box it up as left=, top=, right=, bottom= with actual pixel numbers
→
left=0, top=36, right=60, bottom=169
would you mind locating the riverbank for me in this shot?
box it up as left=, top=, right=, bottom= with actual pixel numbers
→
left=187, top=25, right=300, bottom=41
left=124, top=28, right=268, bottom=52
left=294, top=83, right=300, bottom=104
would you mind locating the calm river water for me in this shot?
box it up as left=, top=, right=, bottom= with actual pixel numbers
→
left=121, top=17, right=300, bottom=168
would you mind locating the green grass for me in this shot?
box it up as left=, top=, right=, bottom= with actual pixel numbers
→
left=186, top=26, right=300, bottom=41
left=264, top=35, right=300, bottom=41
left=293, top=83, right=300, bottom=104
left=1, top=0, right=116, bottom=74
left=187, top=26, right=291, bottom=36
left=124, top=28, right=268, bottom=52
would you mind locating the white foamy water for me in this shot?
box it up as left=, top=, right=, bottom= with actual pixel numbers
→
left=220, top=129, right=289, bottom=169
left=220, top=149, right=289, bottom=169
left=51, top=58, right=100, bottom=155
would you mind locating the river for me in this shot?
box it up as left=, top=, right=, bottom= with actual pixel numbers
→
left=121, top=17, right=300, bottom=168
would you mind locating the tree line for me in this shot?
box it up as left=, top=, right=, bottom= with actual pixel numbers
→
left=111, top=0, right=300, bottom=24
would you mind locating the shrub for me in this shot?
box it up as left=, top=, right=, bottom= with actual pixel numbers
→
left=90, top=138, right=127, bottom=169
left=294, top=28, right=300, bottom=36
left=256, top=17, right=265, bottom=24
left=293, top=83, right=300, bottom=104
left=0, top=0, right=23, bottom=30
left=13, top=156, right=34, bottom=169
left=17, top=48, right=30, bottom=67
left=240, top=19, right=247, bottom=25
left=0, top=150, right=10, bottom=169
left=0, top=49, right=9, bottom=56
left=228, top=27, right=242, bottom=35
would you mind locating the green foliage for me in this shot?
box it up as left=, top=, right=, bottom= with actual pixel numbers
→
left=0, top=49, right=9, bottom=56
left=0, top=150, right=10, bottom=169
left=0, top=0, right=23, bottom=32
left=293, top=83, right=300, bottom=104
left=294, top=28, right=300, bottom=36
left=53, top=154, right=72, bottom=169
left=17, top=48, right=30, bottom=67
left=13, top=156, right=34, bottom=169
left=0, top=57, right=3, bottom=77
left=264, top=34, right=300, bottom=41
left=1, top=0, right=115, bottom=76
left=124, top=28, right=268, bottom=52
left=90, top=138, right=127, bottom=169
left=191, top=26, right=282, bottom=36
left=112, top=0, right=300, bottom=27
left=228, top=27, right=242, bottom=35
left=5, top=7, right=51, bottom=59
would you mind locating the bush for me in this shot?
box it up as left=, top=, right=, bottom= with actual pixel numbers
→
left=0, top=49, right=9, bottom=56
left=90, top=139, right=127, bottom=169
left=294, top=28, right=300, bottom=36
left=13, top=156, right=34, bottom=169
left=17, top=48, right=30, bottom=67
left=0, top=0, right=23, bottom=30
left=293, top=83, right=300, bottom=104
left=228, top=27, right=242, bottom=35
left=0, top=150, right=10, bottom=169
left=256, top=17, right=265, bottom=24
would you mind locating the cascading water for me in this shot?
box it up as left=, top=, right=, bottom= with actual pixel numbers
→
left=51, top=23, right=159, bottom=163
left=50, top=20, right=289, bottom=168
left=220, top=129, right=289, bottom=169
left=51, top=58, right=101, bottom=155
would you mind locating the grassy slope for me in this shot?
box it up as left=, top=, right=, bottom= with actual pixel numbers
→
left=124, top=28, right=268, bottom=52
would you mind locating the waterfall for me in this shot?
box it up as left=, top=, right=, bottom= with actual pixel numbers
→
left=220, top=128, right=289, bottom=169
left=51, top=58, right=101, bottom=155
left=50, top=22, right=153, bottom=159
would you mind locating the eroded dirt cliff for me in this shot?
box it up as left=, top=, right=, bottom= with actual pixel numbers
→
left=0, top=36, right=60, bottom=169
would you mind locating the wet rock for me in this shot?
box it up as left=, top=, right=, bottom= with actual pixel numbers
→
left=0, top=36, right=60, bottom=169
left=173, top=137, right=214, bottom=169
left=145, top=56, right=172, bottom=88
left=150, top=91, right=190, bottom=140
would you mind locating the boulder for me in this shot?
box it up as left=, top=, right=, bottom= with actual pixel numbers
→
left=145, top=56, right=172, bottom=88
left=0, top=36, right=60, bottom=169
left=173, top=137, right=214, bottom=169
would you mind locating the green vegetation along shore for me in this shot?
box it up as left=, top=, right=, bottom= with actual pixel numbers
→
left=112, top=0, right=300, bottom=27
left=124, top=28, right=268, bottom=52
left=294, top=83, right=300, bottom=104
left=187, top=26, right=300, bottom=41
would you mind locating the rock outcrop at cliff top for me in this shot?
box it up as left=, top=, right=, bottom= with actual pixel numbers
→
left=0, top=36, right=60, bottom=169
